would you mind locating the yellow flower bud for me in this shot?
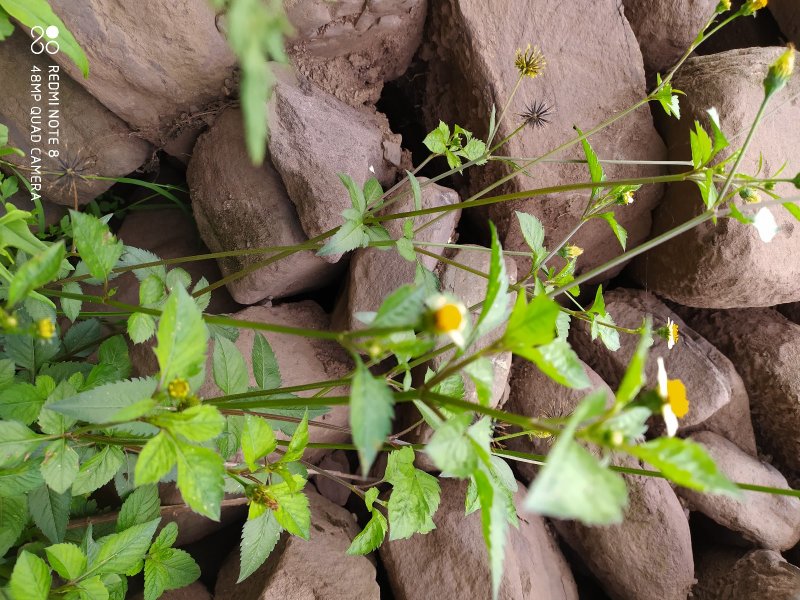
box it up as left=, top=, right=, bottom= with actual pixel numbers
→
left=36, top=318, right=55, bottom=340
left=167, top=378, right=191, bottom=400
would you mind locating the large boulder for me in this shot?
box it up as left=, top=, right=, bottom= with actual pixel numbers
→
left=506, top=359, right=695, bottom=600
left=707, top=550, right=800, bottom=599
left=680, top=432, right=800, bottom=551
left=332, top=178, right=461, bottom=331
left=770, top=0, right=800, bottom=45
left=188, top=108, right=340, bottom=305
left=267, top=64, right=402, bottom=259
left=631, top=48, right=800, bottom=308
left=622, top=0, right=718, bottom=78
left=0, top=31, right=151, bottom=206
left=677, top=308, right=800, bottom=483
left=43, top=0, right=236, bottom=149
left=570, top=289, right=737, bottom=433
left=285, top=0, right=427, bottom=107
left=215, top=490, right=380, bottom=599
left=423, top=0, right=665, bottom=280
left=379, top=479, right=578, bottom=600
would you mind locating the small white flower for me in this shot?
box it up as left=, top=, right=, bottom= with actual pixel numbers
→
left=369, top=165, right=375, bottom=174
left=753, top=207, right=779, bottom=243
left=666, top=318, right=679, bottom=350
left=656, top=357, right=689, bottom=437
left=426, top=294, right=468, bottom=348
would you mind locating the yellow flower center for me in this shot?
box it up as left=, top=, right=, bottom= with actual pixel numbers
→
left=168, top=378, right=191, bottom=400
left=668, top=322, right=679, bottom=345
left=435, top=303, right=463, bottom=333
left=514, top=44, right=546, bottom=79
left=667, top=379, right=689, bottom=418
left=36, top=318, right=55, bottom=340
left=566, top=245, right=583, bottom=259
left=622, top=191, right=635, bottom=205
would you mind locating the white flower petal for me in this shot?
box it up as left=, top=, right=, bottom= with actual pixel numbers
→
left=656, top=357, right=668, bottom=399
left=448, top=330, right=466, bottom=348
left=753, top=207, right=779, bottom=243
left=662, top=404, right=679, bottom=437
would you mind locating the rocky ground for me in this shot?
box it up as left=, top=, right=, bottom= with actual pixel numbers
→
left=2, top=0, right=800, bottom=598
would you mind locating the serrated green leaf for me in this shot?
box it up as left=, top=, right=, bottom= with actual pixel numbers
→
left=519, top=339, right=590, bottom=389
left=212, top=336, right=248, bottom=395
left=317, top=218, right=369, bottom=256
left=50, top=378, right=158, bottom=424
left=464, top=357, right=494, bottom=406
left=525, top=392, right=626, bottom=524
left=346, top=509, right=387, bottom=555
left=425, top=413, right=478, bottom=477
left=0, top=419, right=43, bottom=466
left=117, top=485, right=160, bottom=532
left=45, top=543, right=87, bottom=580
left=0, top=460, right=43, bottom=496
left=363, top=177, right=383, bottom=207
left=70, top=211, right=123, bottom=281
left=503, top=293, right=560, bottom=350
left=8, top=242, right=65, bottom=307
left=174, top=440, right=224, bottom=520
left=237, top=511, right=282, bottom=582
left=371, top=284, right=427, bottom=329
left=150, top=404, right=225, bottom=443
left=0, top=0, right=89, bottom=76
left=385, top=447, right=441, bottom=540
left=134, top=432, right=177, bottom=486
left=40, top=439, right=79, bottom=494
left=241, top=414, right=277, bottom=470
left=596, top=211, right=628, bottom=250
left=144, top=547, right=200, bottom=600
left=128, top=312, right=156, bottom=344
left=576, top=126, right=604, bottom=198
left=279, top=411, right=308, bottom=464
left=60, top=281, right=82, bottom=322
left=516, top=211, right=545, bottom=253
left=690, top=121, right=713, bottom=168
left=627, top=437, right=740, bottom=496
left=475, top=222, right=509, bottom=339
left=615, top=323, right=653, bottom=406
left=87, top=518, right=160, bottom=577
left=29, top=484, right=70, bottom=543
left=73, top=445, right=125, bottom=495
left=0, top=495, right=26, bottom=556
left=0, top=382, right=45, bottom=424
left=155, top=286, right=208, bottom=385
left=272, top=485, right=310, bottom=539
left=422, top=121, right=449, bottom=154
left=339, top=173, right=366, bottom=214
left=9, top=550, right=51, bottom=600
left=252, top=333, right=280, bottom=390
left=351, top=359, right=394, bottom=475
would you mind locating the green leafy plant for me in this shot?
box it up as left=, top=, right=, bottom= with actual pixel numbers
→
left=0, top=3, right=798, bottom=600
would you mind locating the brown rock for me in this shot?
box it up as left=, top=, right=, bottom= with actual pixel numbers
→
left=0, top=31, right=151, bottom=206
left=215, top=490, right=379, bottom=600
left=313, top=450, right=352, bottom=506
left=719, top=550, right=800, bottom=599
left=44, top=0, right=236, bottom=147
left=267, top=64, right=401, bottom=259
left=692, top=543, right=748, bottom=600
left=622, top=0, right=718, bottom=77
left=333, top=178, right=461, bottom=331
left=505, top=357, right=614, bottom=481
left=570, top=289, right=732, bottom=431
left=505, top=359, right=694, bottom=600
left=680, top=308, right=800, bottom=482
left=632, top=48, right=800, bottom=307
left=680, top=432, right=800, bottom=551
left=770, top=0, right=800, bottom=45
left=423, top=0, right=665, bottom=280
left=188, top=108, right=340, bottom=305
left=379, top=479, right=578, bottom=600
left=286, top=0, right=427, bottom=107
left=778, top=301, right=800, bottom=324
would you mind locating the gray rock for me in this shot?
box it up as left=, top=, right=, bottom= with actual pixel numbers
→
left=333, top=178, right=461, bottom=331
left=680, top=308, right=800, bottom=482
left=43, top=0, right=236, bottom=147
left=423, top=0, right=665, bottom=280
left=0, top=31, right=151, bottom=206
left=680, top=432, right=800, bottom=551
left=505, top=360, right=694, bottom=600
left=622, top=0, right=718, bottom=77
left=379, top=479, right=578, bottom=600
left=188, top=108, right=341, bottom=305
left=268, top=64, right=402, bottom=260
left=631, top=48, right=800, bottom=307
left=286, top=0, right=427, bottom=107
left=770, top=0, right=800, bottom=45
left=215, top=490, right=379, bottom=600
left=778, top=301, right=800, bottom=325
left=570, top=289, right=732, bottom=431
